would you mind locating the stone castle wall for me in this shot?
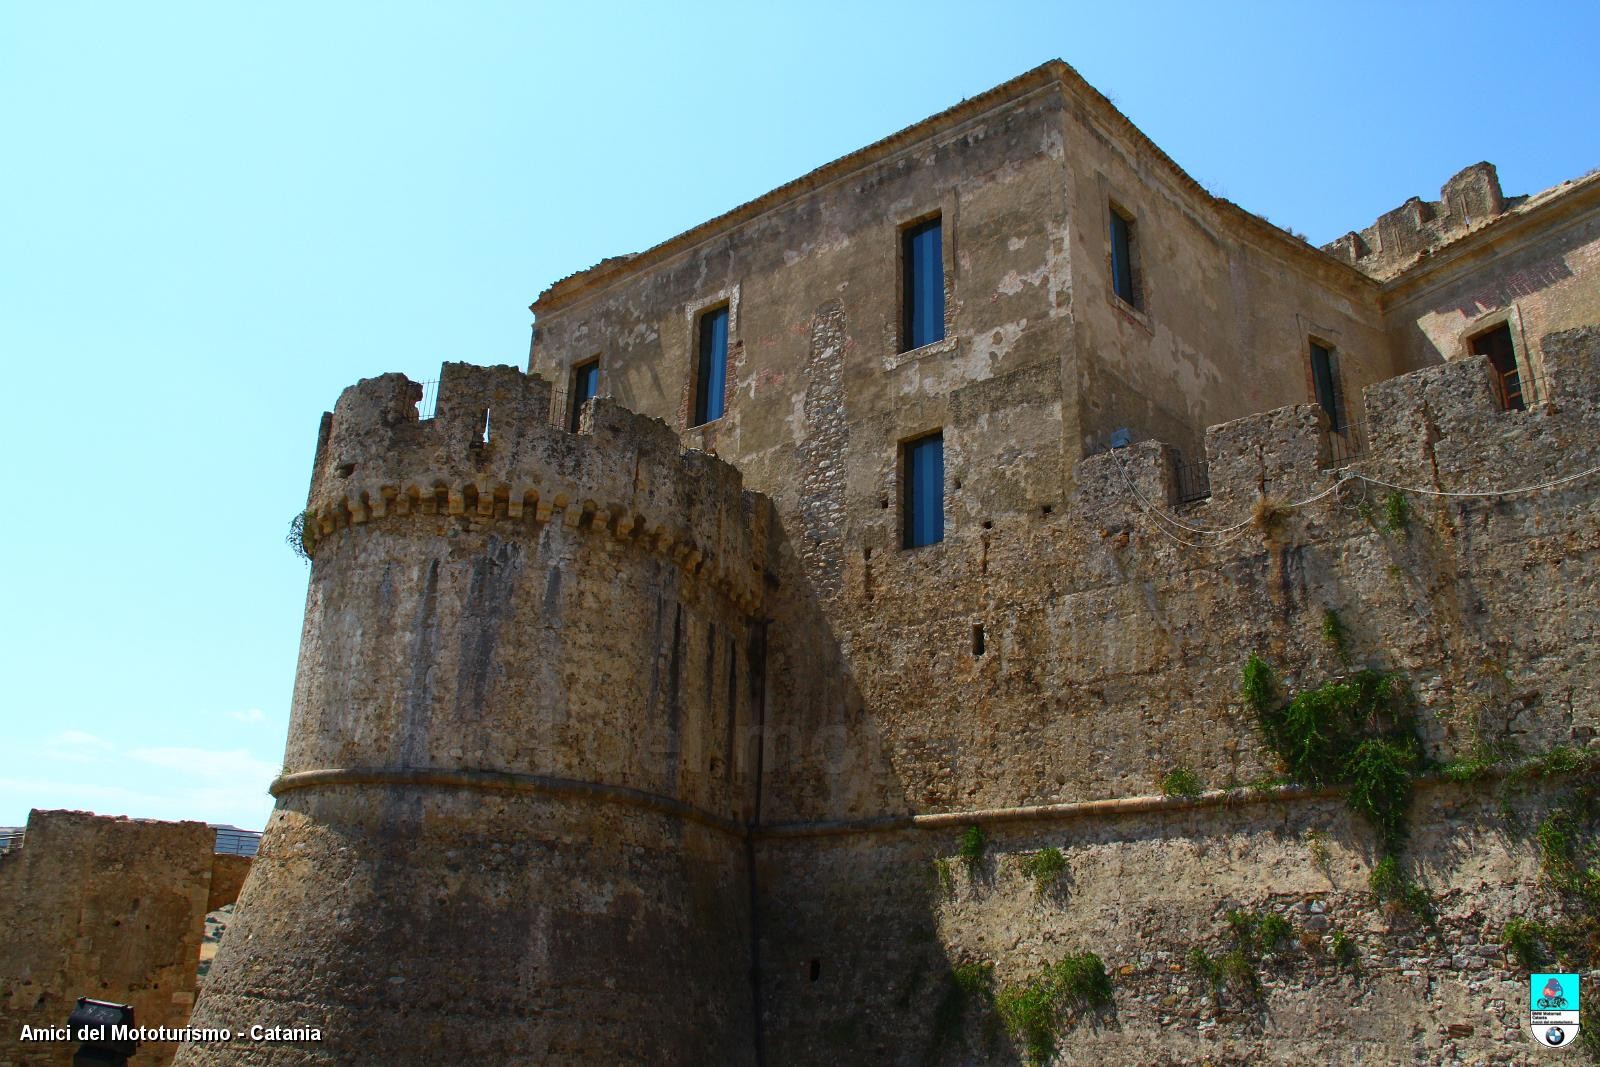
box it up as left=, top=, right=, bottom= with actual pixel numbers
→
left=749, top=326, right=1600, bottom=1064
left=186, top=328, right=1600, bottom=1065
left=0, top=811, right=246, bottom=1067
left=180, top=363, right=776, bottom=1065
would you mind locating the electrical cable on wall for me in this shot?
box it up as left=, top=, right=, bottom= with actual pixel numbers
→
left=1109, top=440, right=1600, bottom=549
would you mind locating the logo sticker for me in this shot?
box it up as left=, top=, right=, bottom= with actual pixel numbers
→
left=1530, top=972, right=1580, bottom=1048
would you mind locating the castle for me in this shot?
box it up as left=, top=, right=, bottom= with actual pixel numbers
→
left=168, top=61, right=1598, bottom=1064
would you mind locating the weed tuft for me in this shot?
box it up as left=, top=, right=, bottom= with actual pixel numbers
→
left=1161, top=767, right=1204, bottom=799
left=1368, top=855, right=1434, bottom=922
left=957, top=826, right=986, bottom=875
left=1321, top=608, right=1351, bottom=664
left=1240, top=654, right=1275, bottom=716
left=1246, top=658, right=1422, bottom=851
left=1252, top=497, right=1293, bottom=534
left=1503, top=918, right=1547, bottom=969
left=287, top=510, right=313, bottom=562
left=1382, top=491, right=1411, bottom=536
left=1329, top=929, right=1359, bottom=969
left=994, top=953, right=1113, bottom=1066
left=1018, top=847, right=1068, bottom=897
left=1304, top=828, right=1332, bottom=874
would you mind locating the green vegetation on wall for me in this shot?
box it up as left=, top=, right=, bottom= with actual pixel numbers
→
left=1160, top=766, right=1204, bottom=799
left=958, top=825, right=987, bottom=875
left=1018, top=847, right=1068, bottom=897
left=994, top=953, right=1113, bottom=1066
left=1241, top=657, right=1422, bottom=856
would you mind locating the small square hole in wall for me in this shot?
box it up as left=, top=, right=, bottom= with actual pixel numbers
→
left=1040, top=504, right=1054, bottom=516
left=981, top=520, right=993, bottom=530
left=863, top=547, right=873, bottom=561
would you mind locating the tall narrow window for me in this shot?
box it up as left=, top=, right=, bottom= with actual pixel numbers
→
left=568, top=358, right=599, bottom=431
left=1471, top=323, right=1525, bottom=411
left=902, top=218, right=944, bottom=351
left=1309, top=340, right=1342, bottom=428
left=1109, top=206, right=1138, bottom=307
left=902, top=432, right=944, bottom=549
left=693, top=306, right=729, bottom=425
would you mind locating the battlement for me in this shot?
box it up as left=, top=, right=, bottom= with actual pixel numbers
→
left=1081, top=325, right=1600, bottom=524
left=302, top=361, right=770, bottom=615
left=1322, top=162, right=1512, bottom=279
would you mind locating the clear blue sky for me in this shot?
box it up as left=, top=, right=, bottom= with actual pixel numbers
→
left=2, top=2, right=1596, bottom=831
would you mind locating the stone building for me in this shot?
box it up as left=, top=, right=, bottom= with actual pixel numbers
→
left=183, top=61, right=1600, bottom=1064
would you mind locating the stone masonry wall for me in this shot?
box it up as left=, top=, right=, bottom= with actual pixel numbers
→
left=749, top=326, right=1600, bottom=1064
left=181, top=363, right=776, bottom=1066
left=0, top=810, right=243, bottom=1067
left=1381, top=176, right=1600, bottom=380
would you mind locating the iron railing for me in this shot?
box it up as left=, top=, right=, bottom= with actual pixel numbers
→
left=1495, top=368, right=1549, bottom=411
left=1320, top=410, right=1369, bottom=470
left=1174, top=458, right=1211, bottom=503
left=0, top=826, right=257, bottom=856
left=212, top=826, right=262, bottom=857
left=416, top=379, right=440, bottom=421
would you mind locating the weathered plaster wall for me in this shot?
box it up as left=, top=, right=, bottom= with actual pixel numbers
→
left=531, top=82, right=1076, bottom=600
left=181, top=364, right=773, bottom=1066
left=1381, top=178, right=1600, bottom=382
left=0, top=810, right=243, bottom=1067
left=1056, top=83, right=1391, bottom=460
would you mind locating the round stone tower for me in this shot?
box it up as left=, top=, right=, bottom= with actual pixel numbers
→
left=180, top=363, right=772, bottom=1065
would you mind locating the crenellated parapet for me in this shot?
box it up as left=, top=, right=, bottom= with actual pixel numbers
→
left=301, top=361, right=769, bottom=615
left=183, top=361, right=776, bottom=1066
left=1081, top=326, right=1600, bottom=526
left=1321, top=162, right=1512, bottom=280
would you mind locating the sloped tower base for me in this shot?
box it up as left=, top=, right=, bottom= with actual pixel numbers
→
left=179, top=365, right=770, bottom=1065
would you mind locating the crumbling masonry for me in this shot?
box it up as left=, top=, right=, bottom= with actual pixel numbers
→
left=183, top=61, right=1600, bottom=1064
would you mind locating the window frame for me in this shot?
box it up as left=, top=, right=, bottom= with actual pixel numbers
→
left=900, top=215, right=946, bottom=353
left=1467, top=320, right=1527, bottom=411
left=1108, top=202, right=1141, bottom=310
left=568, top=357, right=601, bottom=432
left=691, top=304, right=731, bottom=427
left=901, top=430, right=945, bottom=550
left=1307, top=338, right=1344, bottom=430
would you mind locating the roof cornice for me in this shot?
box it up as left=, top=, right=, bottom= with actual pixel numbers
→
left=531, top=60, right=1380, bottom=315
left=1378, top=170, right=1600, bottom=307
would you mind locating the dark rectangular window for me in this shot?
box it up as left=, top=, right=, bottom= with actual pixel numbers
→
left=1471, top=323, right=1525, bottom=410
left=902, top=432, right=944, bottom=549
left=1309, top=341, right=1342, bottom=427
left=1109, top=207, right=1137, bottom=307
left=693, top=306, right=729, bottom=426
left=902, top=218, right=945, bottom=351
left=568, top=359, right=599, bottom=431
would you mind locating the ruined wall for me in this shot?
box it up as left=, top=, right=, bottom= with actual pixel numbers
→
left=181, top=363, right=774, bottom=1066
left=1325, top=162, right=1515, bottom=281
left=1380, top=175, right=1600, bottom=381
left=752, top=326, right=1600, bottom=1064
left=0, top=810, right=239, bottom=1067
